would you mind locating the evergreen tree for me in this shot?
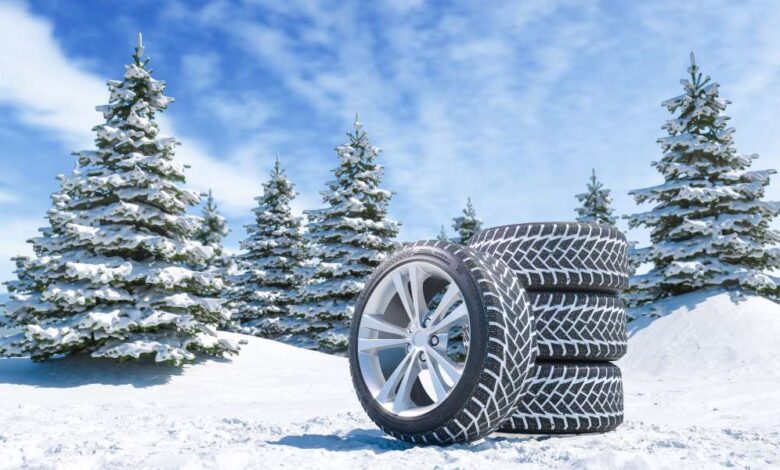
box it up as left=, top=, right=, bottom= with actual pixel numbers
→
left=291, top=116, right=399, bottom=354
left=195, top=189, right=231, bottom=331
left=452, top=197, right=483, bottom=244
left=627, top=53, right=780, bottom=307
left=196, top=189, right=229, bottom=257
left=436, top=224, right=449, bottom=242
left=0, top=35, right=237, bottom=364
left=576, top=169, right=617, bottom=225
left=229, top=157, right=309, bottom=340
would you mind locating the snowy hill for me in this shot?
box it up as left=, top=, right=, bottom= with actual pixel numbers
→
left=624, top=290, right=780, bottom=379
left=620, top=290, right=780, bottom=431
left=1, top=292, right=779, bottom=468
left=0, top=333, right=356, bottom=422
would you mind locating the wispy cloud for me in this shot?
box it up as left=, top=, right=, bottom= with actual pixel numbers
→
left=180, top=52, right=221, bottom=91
left=0, top=190, right=19, bottom=205
left=0, top=1, right=104, bottom=149
left=163, top=0, right=608, bottom=239
left=0, top=1, right=267, bottom=216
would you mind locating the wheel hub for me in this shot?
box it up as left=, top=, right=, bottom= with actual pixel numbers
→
left=356, top=261, right=471, bottom=417
left=411, top=330, right=427, bottom=348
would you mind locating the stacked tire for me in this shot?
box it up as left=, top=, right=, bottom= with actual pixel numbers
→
left=469, top=223, right=628, bottom=434
left=348, top=223, right=628, bottom=445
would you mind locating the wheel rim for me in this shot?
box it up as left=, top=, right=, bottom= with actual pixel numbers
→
left=356, top=261, right=471, bottom=417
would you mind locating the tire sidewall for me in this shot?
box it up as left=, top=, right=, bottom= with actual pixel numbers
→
left=348, top=244, right=489, bottom=435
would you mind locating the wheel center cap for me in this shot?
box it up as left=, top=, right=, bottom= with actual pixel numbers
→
left=412, top=330, right=427, bottom=347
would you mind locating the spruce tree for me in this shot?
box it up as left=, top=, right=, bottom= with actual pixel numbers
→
left=0, top=35, right=237, bottom=364
left=452, top=197, right=483, bottom=244
left=195, top=189, right=231, bottom=331
left=229, top=157, right=309, bottom=340
left=627, top=53, right=780, bottom=306
left=436, top=224, right=449, bottom=242
left=576, top=169, right=617, bottom=225
left=291, top=116, right=399, bottom=354
left=196, top=189, right=229, bottom=257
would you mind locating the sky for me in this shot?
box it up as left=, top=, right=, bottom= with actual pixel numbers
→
left=1, top=0, right=780, bottom=290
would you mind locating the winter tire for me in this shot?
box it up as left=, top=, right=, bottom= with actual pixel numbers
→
left=500, top=362, right=623, bottom=434
left=531, top=292, right=627, bottom=361
left=468, top=223, right=629, bottom=293
left=349, top=240, right=536, bottom=445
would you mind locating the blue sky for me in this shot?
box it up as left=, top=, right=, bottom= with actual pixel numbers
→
left=1, top=0, right=780, bottom=289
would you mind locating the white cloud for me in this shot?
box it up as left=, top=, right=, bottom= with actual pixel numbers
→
left=204, top=94, right=273, bottom=131
left=176, top=1, right=607, bottom=240
left=0, top=190, right=19, bottom=205
left=0, top=1, right=103, bottom=148
left=180, top=52, right=221, bottom=91
left=0, top=1, right=266, bottom=216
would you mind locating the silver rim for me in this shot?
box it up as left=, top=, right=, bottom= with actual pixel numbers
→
left=356, top=261, right=471, bottom=417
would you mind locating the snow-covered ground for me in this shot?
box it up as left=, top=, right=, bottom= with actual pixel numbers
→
left=1, top=291, right=779, bottom=469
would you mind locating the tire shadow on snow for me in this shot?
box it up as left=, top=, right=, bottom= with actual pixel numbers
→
left=270, top=429, right=548, bottom=453
left=0, top=353, right=230, bottom=388
left=271, top=429, right=412, bottom=453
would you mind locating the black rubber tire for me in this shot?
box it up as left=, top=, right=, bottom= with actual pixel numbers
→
left=500, top=362, right=623, bottom=434
left=468, top=223, right=629, bottom=293
left=349, top=240, right=536, bottom=445
left=531, top=292, right=627, bottom=361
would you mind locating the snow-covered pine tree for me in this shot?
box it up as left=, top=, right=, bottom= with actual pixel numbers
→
left=0, top=35, right=237, bottom=364
left=291, top=115, right=399, bottom=354
left=627, top=53, right=780, bottom=307
left=229, top=156, right=309, bottom=340
left=436, top=224, right=449, bottom=242
left=0, top=256, right=29, bottom=335
left=196, top=189, right=229, bottom=257
left=194, top=189, right=232, bottom=330
left=452, top=197, right=483, bottom=244
left=576, top=169, right=617, bottom=225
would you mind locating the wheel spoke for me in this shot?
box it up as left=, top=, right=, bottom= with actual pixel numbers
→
left=429, top=303, right=468, bottom=332
left=424, top=350, right=449, bottom=401
left=393, top=354, right=421, bottom=413
left=376, top=350, right=414, bottom=403
left=360, top=315, right=408, bottom=337
left=408, top=264, right=427, bottom=327
left=391, top=270, right=416, bottom=327
left=426, top=345, right=463, bottom=384
left=358, top=337, right=408, bottom=353
left=360, top=261, right=471, bottom=417
left=427, top=283, right=461, bottom=326
left=433, top=333, right=449, bottom=351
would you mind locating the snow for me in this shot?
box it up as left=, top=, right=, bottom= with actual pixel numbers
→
left=621, top=290, right=780, bottom=430
left=1, top=292, right=779, bottom=468
left=0, top=332, right=354, bottom=420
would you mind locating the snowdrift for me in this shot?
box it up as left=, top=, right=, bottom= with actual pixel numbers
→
left=622, top=290, right=780, bottom=379
left=0, top=332, right=357, bottom=421
left=620, top=289, right=780, bottom=429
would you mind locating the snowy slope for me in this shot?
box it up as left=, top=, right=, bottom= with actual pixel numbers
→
left=0, top=333, right=356, bottom=422
left=620, top=290, right=780, bottom=430
left=624, top=290, right=780, bottom=379
left=1, top=292, right=779, bottom=468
